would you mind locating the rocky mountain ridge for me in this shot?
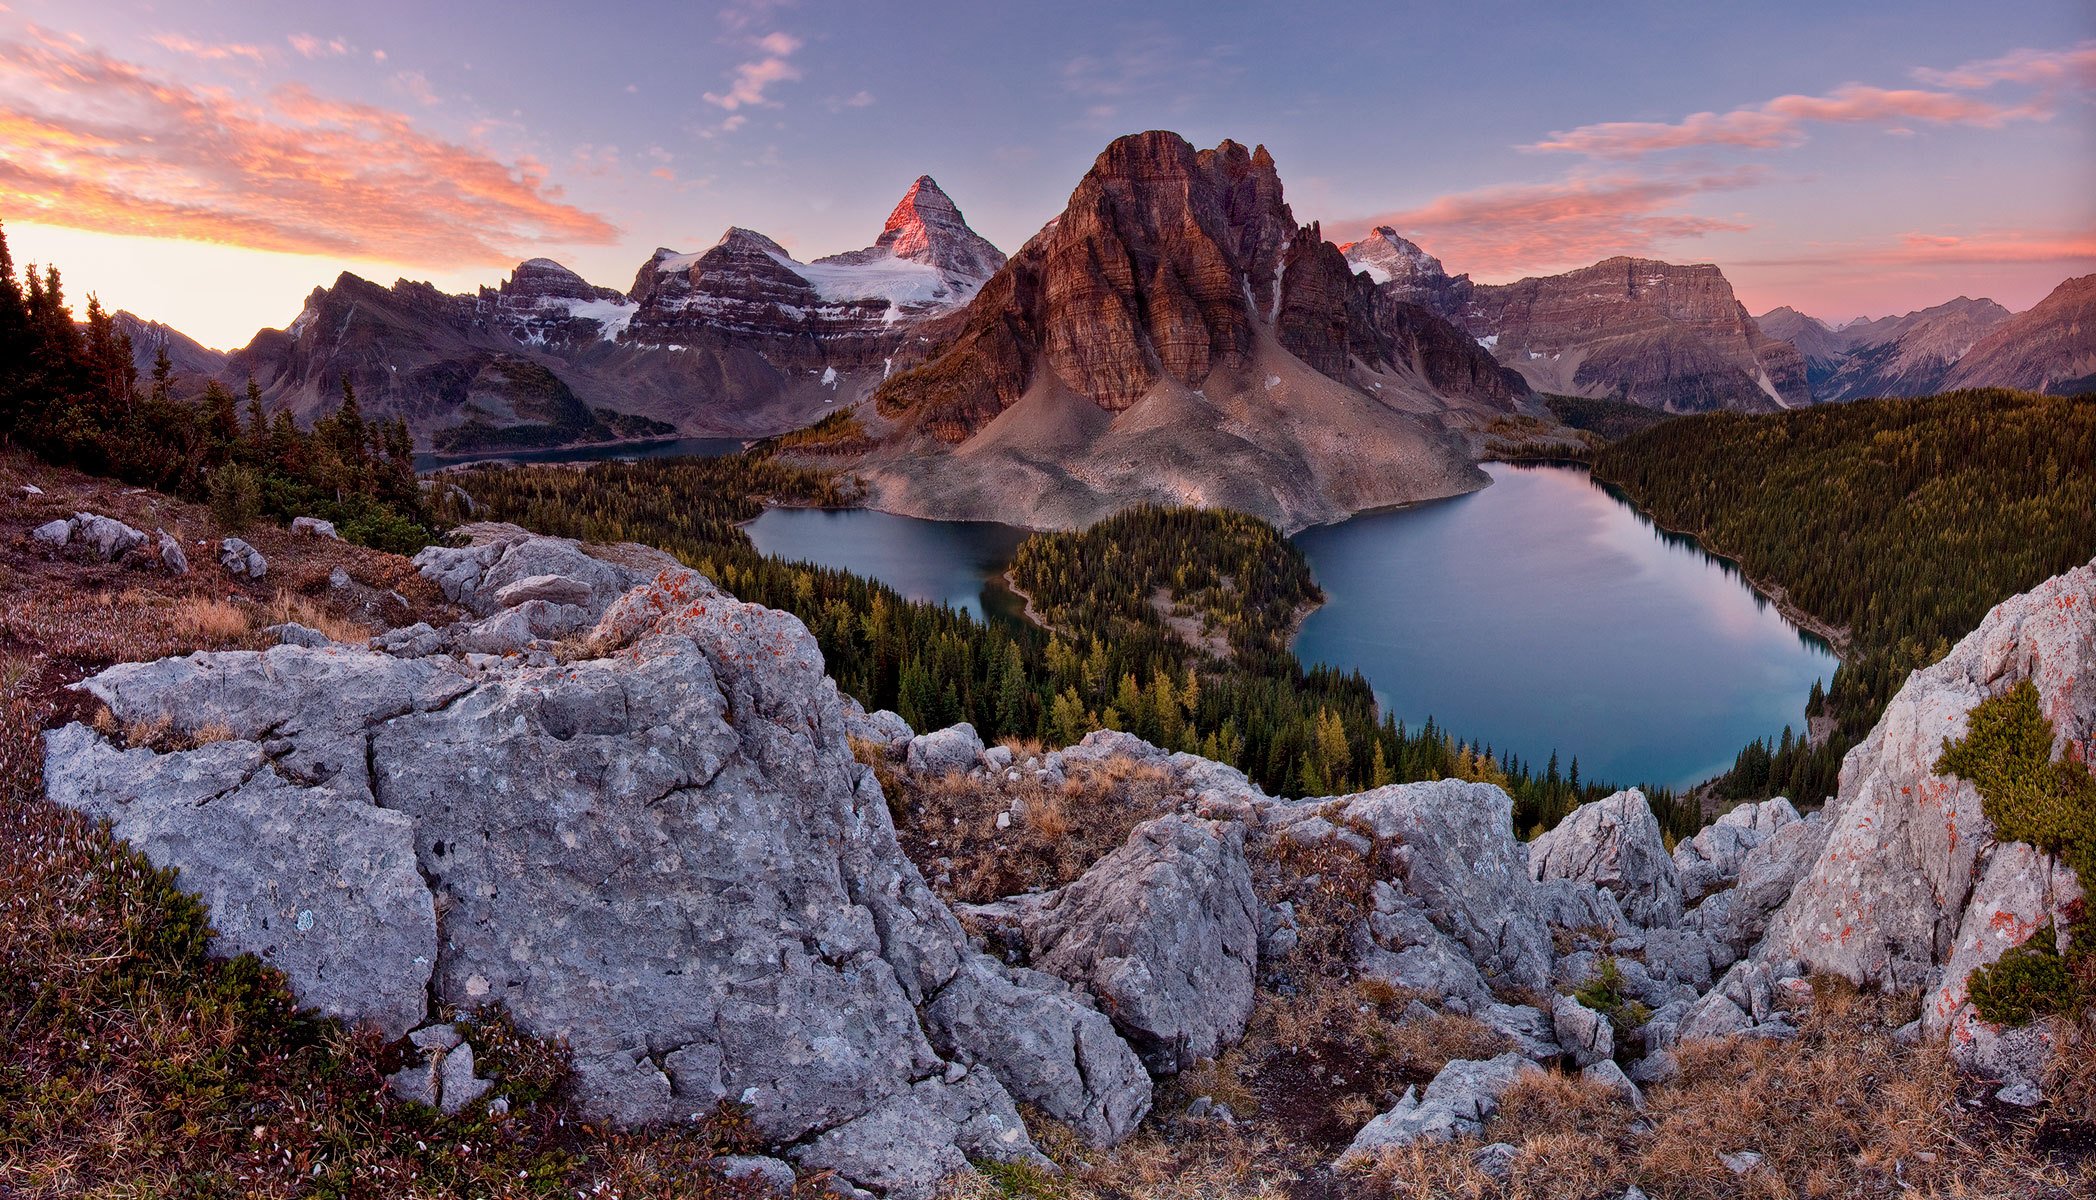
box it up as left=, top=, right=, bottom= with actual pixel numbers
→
left=850, top=131, right=1520, bottom=533
left=1756, top=296, right=2017, bottom=401
left=1343, top=238, right=1811, bottom=413
left=209, top=176, right=1003, bottom=454
left=39, top=506, right=2095, bottom=1195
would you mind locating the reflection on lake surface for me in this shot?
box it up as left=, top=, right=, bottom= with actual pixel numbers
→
left=745, top=507, right=1031, bottom=624
left=1292, top=463, right=1835, bottom=789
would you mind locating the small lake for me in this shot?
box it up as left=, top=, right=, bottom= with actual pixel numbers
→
left=746, top=508, right=1032, bottom=624
left=414, top=436, right=745, bottom=473
left=1292, top=463, right=1835, bottom=789
left=744, top=463, right=1834, bottom=790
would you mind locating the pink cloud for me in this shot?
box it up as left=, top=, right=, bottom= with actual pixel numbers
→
left=287, top=34, right=350, bottom=60
left=1912, top=41, right=2096, bottom=91
left=1343, top=169, right=1763, bottom=278
left=1740, top=230, right=2096, bottom=270
left=150, top=34, right=268, bottom=65
left=0, top=36, right=617, bottom=266
left=704, top=32, right=802, bottom=110
left=1527, top=84, right=2047, bottom=159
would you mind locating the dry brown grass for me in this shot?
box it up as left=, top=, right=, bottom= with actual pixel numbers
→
left=888, top=752, right=1184, bottom=903
left=261, top=590, right=374, bottom=643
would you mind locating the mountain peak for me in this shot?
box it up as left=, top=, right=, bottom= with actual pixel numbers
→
left=815, top=174, right=1006, bottom=284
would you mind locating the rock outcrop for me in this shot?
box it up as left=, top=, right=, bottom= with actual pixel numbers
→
left=1529, top=789, right=1684, bottom=928
left=972, top=815, right=1262, bottom=1074
left=1759, top=556, right=2094, bottom=1085
left=31, top=511, right=148, bottom=561
left=42, top=534, right=1159, bottom=1198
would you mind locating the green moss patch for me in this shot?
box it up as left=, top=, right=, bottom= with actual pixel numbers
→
left=1935, top=679, right=2096, bottom=1025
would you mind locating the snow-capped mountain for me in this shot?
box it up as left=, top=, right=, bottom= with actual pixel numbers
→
left=218, top=177, right=1005, bottom=454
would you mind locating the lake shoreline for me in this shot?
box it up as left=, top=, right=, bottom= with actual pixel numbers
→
left=1588, top=474, right=1854, bottom=659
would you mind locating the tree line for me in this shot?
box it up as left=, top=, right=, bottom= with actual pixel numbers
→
left=1594, top=389, right=2096, bottom=803
left=0, top=219, right=434, bottom=551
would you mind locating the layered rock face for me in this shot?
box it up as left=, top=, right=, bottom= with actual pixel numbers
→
left=1945, top=273, right=2096, bottom=397
left=1459, top=258, right=1809, bottom=411
left=856, top=132, right=1509, bottom=533
left=1340, top=239, right=1808, bottom=412
left=42, top=528, right=1154, bottom=1198
left=220, top=177, right=1003, bottom=452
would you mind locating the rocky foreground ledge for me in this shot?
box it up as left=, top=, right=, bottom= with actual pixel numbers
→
left=40, top=522, right=2095, bottom=1197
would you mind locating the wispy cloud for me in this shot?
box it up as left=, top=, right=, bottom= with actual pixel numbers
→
left=704, top=31, right=801, bottom=110
left=286, top=33, right=351, bottom=60
left=150, top=34, right=267, bottom=65
left=1912, top=40, right=2096, bottom=91
left=0, top=34, right=617, bottom=266
left=1740, top=230, right=2096, bottom=270
left=1061, top=31, right=1238, bottom=126
left=1349, top=168, right=1765, bottom=277
left=1526, top=41, right=2092, bottom=160
left=389, top=69, right=440, bottom=106
left=1525, top=86, right=2046, bottom=159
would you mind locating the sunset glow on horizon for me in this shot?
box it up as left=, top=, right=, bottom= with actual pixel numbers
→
left=5, top=1, right=2092, bottom=349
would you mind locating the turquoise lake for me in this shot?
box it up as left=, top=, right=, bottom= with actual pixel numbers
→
left=748, top=462, right=1837, bottom=789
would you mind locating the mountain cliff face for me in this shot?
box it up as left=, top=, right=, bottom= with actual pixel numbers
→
left=1763, top=297, right=2015, bottom=402
left=855, top=131, right=1514, bottom=532
left=1339, top=240, right=1808, bottom=412
left=1945, top=274, right=2095, bottom=396
left=1475, top=259, right=1808, bottom=411
left=220, top=178, right=1001, bottom=453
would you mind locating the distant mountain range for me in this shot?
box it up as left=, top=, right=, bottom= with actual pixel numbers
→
left=102, top=130, right=2090, bottom=480
left=1758, top=276, right=2093, bottom=402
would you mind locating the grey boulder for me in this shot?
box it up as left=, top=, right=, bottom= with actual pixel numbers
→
left=1529, top=789, right=1682, bottom=928
left=906, top=722, right=986, bottom=776
left=1005, top=815, right=1261, bottom=1073
left=1334, top=1052, right=1541, bottom=1168
left=922, top=955, right=1151, bottom=1146
left=219, top=537, right=266, bottom=580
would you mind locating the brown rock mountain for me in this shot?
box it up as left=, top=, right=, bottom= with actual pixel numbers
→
left=1339, top=239, right=1806, bottom=412
left=1944, top=274, right=2096, bottom=396
left=855, top=131, right=1518, bottom=532
left=219, top=178, right=1001, bottom=455
left=1476, top=259, right=1808, bottom=411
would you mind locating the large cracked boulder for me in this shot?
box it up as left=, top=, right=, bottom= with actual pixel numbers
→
left=411, top=522, right=666, bottom=620
left=1529, top=789, right=1683, bottom=928
left=922, top=956, right=1152, bottom=1145
left=43, top=559, right=1155, bottom=1198
left=987, top=815, right=1262, bottom=1074
left=1759, top=558, right=2095, bottom=1021
left=1305, top=780, right=1554, bottom=992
